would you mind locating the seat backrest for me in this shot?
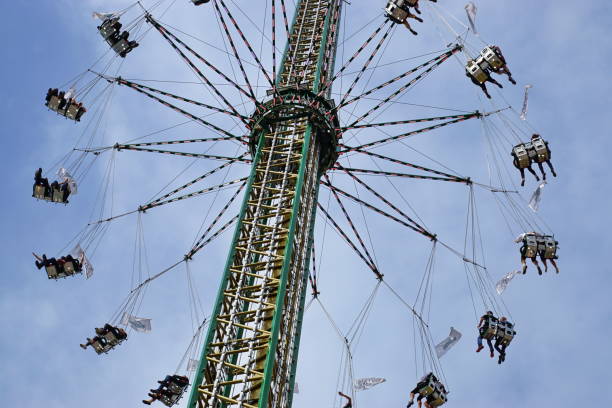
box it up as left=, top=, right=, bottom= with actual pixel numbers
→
left=512, top=145, right=530, bottom=168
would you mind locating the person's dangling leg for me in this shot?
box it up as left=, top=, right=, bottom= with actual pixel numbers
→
left=527, top=165, right=540, bottom=181
left=487, top=338, right=495, bottom=358
left=518, top=168, right=526, bottom=186
left=80, top=338, right=93, bottom=349
left=531, top=257, right=542, bottom=275
left=537, top=162, right=547, bottom=180
left=550, top=259, right=560, bottom=274
left=403, top=20, right=418, bottom=35
left=408, top=12, right=423, bottom=23
left=488, top=77, right=503, bottom=89
left=546, top=160, right=557, bottom=177
left=479, top=83, right=492, bottom=99
left=521, top=256, right=528, bottom=274
left=503, top=67, right=517, bottom=84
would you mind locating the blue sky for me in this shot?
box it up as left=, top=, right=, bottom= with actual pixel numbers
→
left=1, top=1, right=611, bottom=407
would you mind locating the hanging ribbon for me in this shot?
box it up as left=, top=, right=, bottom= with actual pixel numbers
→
left=465, top=2, right=478, bottom=34
left=121, top=313, right=152, bottom=332
left=520, top=84, right=533, bottom=120
left=354, top=377, right=386, bottom=391
left=435, top=327, right=462, bottom=358
left=528, top=181, right=546, bottom=212
left=496, top=270, right=521, bottom=294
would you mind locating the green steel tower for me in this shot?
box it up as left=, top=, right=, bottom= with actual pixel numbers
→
left=187, top=1, right=343, bottom=407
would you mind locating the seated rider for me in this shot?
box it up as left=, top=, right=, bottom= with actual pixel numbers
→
left=33, top=252, right=57, bottom=270
left=33, top=168, right=50, bottom=196
left=530, top=134, right=557, bottom=180
left=511, top=145, right=540, bottom=186
left=80, top=324, right=127, bottom=350
left=75, top=102, right=87, bottom=121
left=407, top=372, right=436, bottom=408
left=489, top=45, right=516, bottom=85
left=538, top=240, right=560, bottom=274
left=465, top=63, right=503, bottom=99
left=45, top=88, right=59, bottom=103
left=494, top=316, right=513, bottom=364
left=142, top=375, right=189, bottom=406
left=515, top=232, right=543, bottom=275
left=476, top=311, right=496, bottom=358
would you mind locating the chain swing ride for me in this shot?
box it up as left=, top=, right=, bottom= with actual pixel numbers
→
left=32, top=0, right=561, bottom=407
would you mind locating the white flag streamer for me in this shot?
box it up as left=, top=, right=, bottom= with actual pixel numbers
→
left=121, top=312, right=152, bottom=332
left=496, top=270, right=521, bottom=295
left=528, top=181, right=546, bottom=212
left=71, top=244, right=93, bottom=278
left=57, top=167, right=78, bottom=195
left=435, top=327, right=462, bottom=358
left=187, top=359, right=200, bottom=372
left=520, top=84, right=533, bottom=120
left=465, top=2, right=478, bottom=34
left=92, top=12, right=118, bottom=21
left=354, top=377, right=386, bottom=391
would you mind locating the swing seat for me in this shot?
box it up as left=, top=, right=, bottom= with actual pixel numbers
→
left=531, top=137, right=550, bottom=163
left=417, top=376, right=437, bottom=397
left=98, top=18, right=120, bottom=41
left=538, top=236, right=558, bottom=259
left=63, top=261, right=80, bottom=275
left=192, top=0, right=211, bottom=4
left=160, top=392, right=183, bottom=407
left=512, top=144, right=531, bottom=169
left=46, top=95, right=62, bottom=111
left=428, top=389, right=447, bottom=407
left=385, top=1, right=410, bottom=24
left=523, top=234, right=538, bottom=258
left=45, top=264, right=59, bottom=279
left=112, top=38, right=134, bottom=55
left=166, top=376, right=189, bottom=394
left=496, top=321, right=515, bottom=344
left=92, top=337, right=111, bottom=354
left=481, top=46, right=504, bottom=70
left=51, top=186, right=66, bottom=203
left=65, top=103, right=80, bottom=121
left=481, top=315, right=498, bottom=340
left=33, top=184, right=47, bottom=199
left=466, top=60, right=488, bottom=84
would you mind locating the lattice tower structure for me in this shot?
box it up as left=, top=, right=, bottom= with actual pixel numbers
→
left=188, top=1, right=342, bottom=407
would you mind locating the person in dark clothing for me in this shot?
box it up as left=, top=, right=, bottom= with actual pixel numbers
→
left=142, top=389, right=173, bottom=406
left=407, top=373, right=436, bottom=408
left=75, top=104, right=87, bottom=121
left=81, top=324, right=127, bottom=350
left=57, top=91, right=66, bottom=109
left=511, top=149, right=540, bottom=186
left=494, top=317, right=511, bottom=364
left=33, top=168, right=50, bottom=196
left=476, top=311, right=496, bottom=358
left=45, top=88, right=58, bottom=103
left=489, top=45, right=517, bottom=85
left=142, top=375, right=189, bottom=405
left=80, top=335, right=106, bottom=350
left=530, top=134, right=557, bottom=180
left=60, top=180, right=70, bottom=202
left=32, top=253, right=58, bottom=270
left=466, top=70, right=503, bottom=99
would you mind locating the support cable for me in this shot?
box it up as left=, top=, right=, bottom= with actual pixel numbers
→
left=147, top=14, right=256, bottom=116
